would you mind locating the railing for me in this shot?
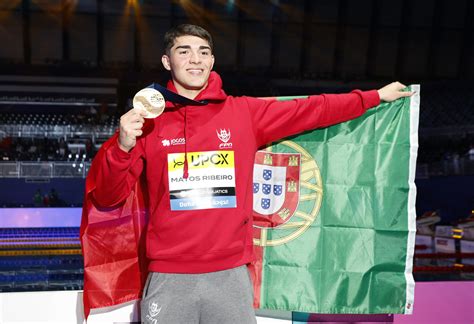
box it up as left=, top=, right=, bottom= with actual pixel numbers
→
left=417, top=158, right=474, bottom=177
left=420, top=125, right=474, bottom=137
left=1, top=159, right=473, bottom=179
left=0, top=124, right=115, bottom=139
left=0, top=162, right=91, bottom=178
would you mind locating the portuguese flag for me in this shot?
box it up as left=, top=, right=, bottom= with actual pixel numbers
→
left=250, top=85, right=419, bottom=315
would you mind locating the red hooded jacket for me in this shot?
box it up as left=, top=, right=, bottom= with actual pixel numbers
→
left=80, top=72, right=380, bottom=316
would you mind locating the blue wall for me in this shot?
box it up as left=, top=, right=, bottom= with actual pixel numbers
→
left=416, top=175, right=474, bottom=223
left=0, top=179, right=85, bottom=207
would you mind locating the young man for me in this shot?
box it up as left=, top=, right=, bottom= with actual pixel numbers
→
left=91, top=24, right=412, bottom=323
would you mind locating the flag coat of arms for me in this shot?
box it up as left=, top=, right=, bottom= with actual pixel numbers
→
left=249, top=85, right=419, bottom=315
left=253, top=152, right=301, bottom=228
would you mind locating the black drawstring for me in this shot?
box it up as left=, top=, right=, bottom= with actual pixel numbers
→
left=183, top=106, right=189, bottom=179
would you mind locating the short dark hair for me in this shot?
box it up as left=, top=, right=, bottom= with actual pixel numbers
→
left=164, top=24, right=213, bottom=55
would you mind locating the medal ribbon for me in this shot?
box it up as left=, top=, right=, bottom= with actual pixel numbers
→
left=147, top=83, right=208, bottom=106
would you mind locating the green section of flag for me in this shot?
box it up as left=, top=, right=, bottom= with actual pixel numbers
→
left=276, top=95, right=308, bottom=101
left=259, top=88, right=418, bottom=314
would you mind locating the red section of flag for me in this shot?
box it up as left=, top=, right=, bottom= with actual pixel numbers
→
left=249, top=235, right=264, bottom=308
left=80, top=134, right=149, bottom=319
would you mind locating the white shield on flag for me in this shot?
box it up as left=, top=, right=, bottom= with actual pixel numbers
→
left=252, top=151, right=300, bottom=228
left=253, top=165, right=286, bottom=215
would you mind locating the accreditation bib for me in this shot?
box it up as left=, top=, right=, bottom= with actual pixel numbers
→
left=167, top=150, right=237, bottom=210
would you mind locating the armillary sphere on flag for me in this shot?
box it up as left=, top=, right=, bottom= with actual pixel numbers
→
left=252, top=140, right=323, bottom=247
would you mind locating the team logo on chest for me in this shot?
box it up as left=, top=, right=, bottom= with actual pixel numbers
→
left=253, top=151, right=300, bottom=228
left=217, top=129, right=233, bottom=149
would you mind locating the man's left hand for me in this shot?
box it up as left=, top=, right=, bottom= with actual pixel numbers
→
left=377, top=82, right=414, bottom=102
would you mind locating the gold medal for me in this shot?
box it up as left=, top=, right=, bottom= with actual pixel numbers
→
left=133, top=88, right=165, bottom=118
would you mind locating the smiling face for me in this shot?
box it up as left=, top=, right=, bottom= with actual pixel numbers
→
left=161, top=35, right=215, bottom=99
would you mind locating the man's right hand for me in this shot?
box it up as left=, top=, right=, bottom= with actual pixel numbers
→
left=118, top=108, right=148, bottom=152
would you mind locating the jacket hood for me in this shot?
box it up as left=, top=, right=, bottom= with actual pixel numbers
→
left=165, top=71, right=227, bottom=107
